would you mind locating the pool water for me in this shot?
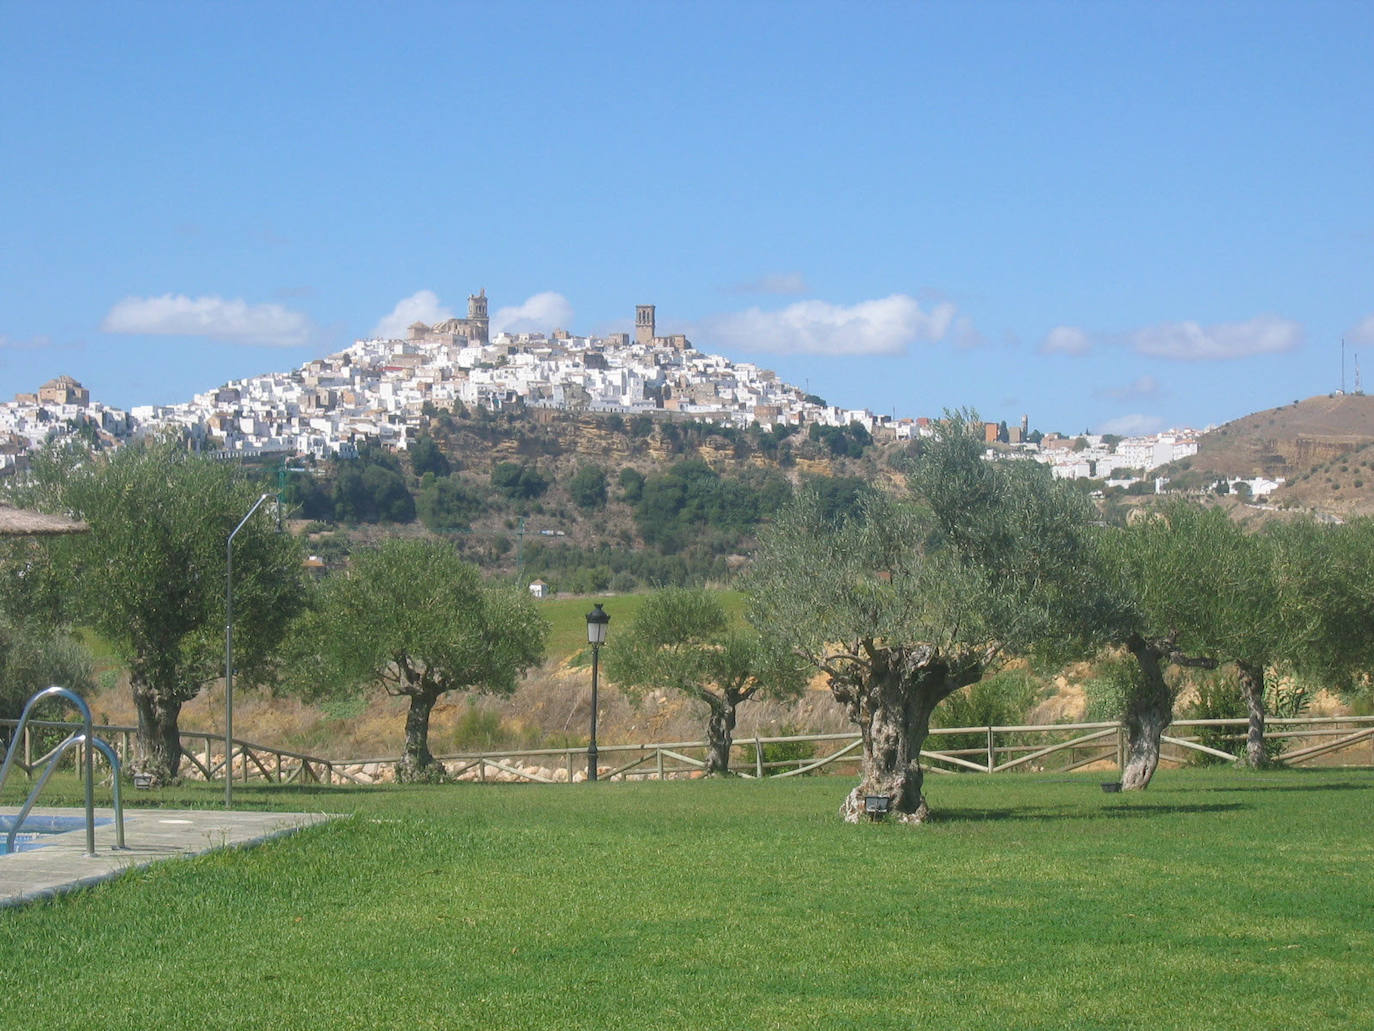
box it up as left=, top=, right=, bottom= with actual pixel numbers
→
left=0, top=835, right=43, bottom=855
left=0, top=814, right=111, bottom=855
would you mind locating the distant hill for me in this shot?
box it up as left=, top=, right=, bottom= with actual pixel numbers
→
left=1162, top=393, right=1374, bottom=516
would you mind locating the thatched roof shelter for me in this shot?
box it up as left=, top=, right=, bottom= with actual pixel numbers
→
left=0, top=503, right=88, bottom=536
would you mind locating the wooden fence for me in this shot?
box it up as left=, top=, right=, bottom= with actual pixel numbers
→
left=3, top=715, right=1372, bottom=787
left=0, top=719, right=339, bottom=786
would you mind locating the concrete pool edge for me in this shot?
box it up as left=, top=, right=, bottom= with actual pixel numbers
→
left=0, top=806, right=338, bottom=908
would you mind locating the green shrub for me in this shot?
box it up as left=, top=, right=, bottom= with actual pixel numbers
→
left=1263, top=678, right=1312, bottom=758
left=1181, top=669, right=1313, bottom=764
left=1082, top=656, right=1138, bottom=722
left=453, top=704, right=510, bottom=752
left=1180, top=669, right=1245, bottom=764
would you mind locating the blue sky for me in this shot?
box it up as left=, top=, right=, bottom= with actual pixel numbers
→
left=3, top=1, right=1371, bottom=436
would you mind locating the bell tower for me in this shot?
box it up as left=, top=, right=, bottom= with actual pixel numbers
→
left=635, top=304, right=656, bottom=345
left=467, top=289, right=490, bottom=344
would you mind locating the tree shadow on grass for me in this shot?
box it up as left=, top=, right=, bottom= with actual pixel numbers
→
left=1202, top=780, right=1372, bottom=794
left=932, top=801, right=1250, bottom=824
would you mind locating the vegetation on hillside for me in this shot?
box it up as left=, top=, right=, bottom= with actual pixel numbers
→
left=273, top=406, right=881, bottom=592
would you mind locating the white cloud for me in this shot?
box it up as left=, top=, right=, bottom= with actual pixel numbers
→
left=1097, top=413, right=1166, bottom=436
left=372, top=290, right=454, bottom=339
left=1042, top=315, right=1302, bottom=360
left=101, top=294, right=315, bottom=348
left=491, top=292, right=575, bottom=335
left=952, top=315, right=986, bottom=350
left=0, top=333, right=56, bottom=351
left=732, top=273, right=810, bottom=296
left=1347, top=314, right=1374, bottom=346
left=1096, top=374, right=1160, bottom=400
left=1041, top=326, right=1093, bottom=355
left=701, top=294, right=956, bottom=357
left=1130, top=315, right=1301, bottom=360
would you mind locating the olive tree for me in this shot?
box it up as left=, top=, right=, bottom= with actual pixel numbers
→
left=0, top=612, right=95, bottom=744
left=1093, top=504, right=1374, bottom=782
left=747, top=415, right=1101, bottom=823
left=1272, top=516, right=1374, bottom=711
left=1092, top=503, right=1243, bottom=788
left=16, top=440, right=305, bottom=784
left=286, top=537, right=547, bottom=781
left=1210, top=516, right=1310, bottom=769
left=605, top=587, right=807, bottom=775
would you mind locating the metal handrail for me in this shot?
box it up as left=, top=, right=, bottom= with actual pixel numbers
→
left=5, top=734, right=126, bottom=854
left=0, top=686, right=124, bottom=857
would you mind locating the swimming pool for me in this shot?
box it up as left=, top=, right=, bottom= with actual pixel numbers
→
left=0, top=814, right=111, bottom=855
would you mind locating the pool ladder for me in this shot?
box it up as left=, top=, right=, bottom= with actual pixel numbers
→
left=0, top=686, right=126, bottom=856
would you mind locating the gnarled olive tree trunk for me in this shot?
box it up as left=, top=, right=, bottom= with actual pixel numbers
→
left=704, top=698, right=738, bottom=776
left=396, top=686, right=444, bottom=782
left=830, top=646, right=981, bottom=824
left=1122, top=633, right=1215, bottom=790
left=1236, top=659, right=1269, bottom=769
left=1121, top=636, right=1171, bottom=791
left=131, top=679, right=184, bottom=787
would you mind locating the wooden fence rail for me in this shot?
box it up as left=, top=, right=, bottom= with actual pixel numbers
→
left=2, top=715, right=1372, bottom=788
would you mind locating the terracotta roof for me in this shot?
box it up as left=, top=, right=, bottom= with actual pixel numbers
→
left=0, top=504, right=89, bottom=536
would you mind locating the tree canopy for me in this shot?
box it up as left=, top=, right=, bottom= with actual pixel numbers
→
left=567, top=464, right=608, bottom=511
left=1271, top=516, right=1374, bottom=703
left=0, top=612, right=94, bottom=732
left=491, top=461, right=549, bottom=502
left=15, top=439, right=306, bottom=783
left=409, top=434, right=451, bottom=478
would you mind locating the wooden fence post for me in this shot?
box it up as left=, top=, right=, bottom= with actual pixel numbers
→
left=755, top=736, right=764, bottom=779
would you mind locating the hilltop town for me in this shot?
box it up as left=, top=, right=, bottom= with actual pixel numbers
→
left=2, top=291, right=1210, bottom=490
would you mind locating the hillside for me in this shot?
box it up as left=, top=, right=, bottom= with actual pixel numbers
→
left=1161, top=392, right=1374, bottom=516
left=279, top=406, right=897, bottom=592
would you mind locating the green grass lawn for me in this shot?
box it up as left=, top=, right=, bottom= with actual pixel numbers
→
left=538, top=590, right=746, bottom=664
left=3, top=768, right=1372, bottom=1030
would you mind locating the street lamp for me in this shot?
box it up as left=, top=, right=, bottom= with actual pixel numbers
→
left=225, top=492, right=273, bottom=809
left=584, top=603, right=610, bottom=782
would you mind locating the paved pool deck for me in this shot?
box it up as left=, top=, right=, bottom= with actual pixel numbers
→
left=0, top=805, right=336, bottom=908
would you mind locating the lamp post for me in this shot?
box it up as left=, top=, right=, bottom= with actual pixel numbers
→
left=226, top=492, right=272, bottom=809
left=584, top=603, right=610, bottom=782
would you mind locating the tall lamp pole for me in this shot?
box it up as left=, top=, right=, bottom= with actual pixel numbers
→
left=584, top=603, right=610, bottom=783
left=226, top=493, right=272, bottom=809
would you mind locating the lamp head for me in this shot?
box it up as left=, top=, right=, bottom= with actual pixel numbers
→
left=585, top=602, right=610, bottom=645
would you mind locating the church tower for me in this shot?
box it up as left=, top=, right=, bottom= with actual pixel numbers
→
left=635, top=304, right=656, bottom=345
left=468, top=289, right=490, bottom=344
